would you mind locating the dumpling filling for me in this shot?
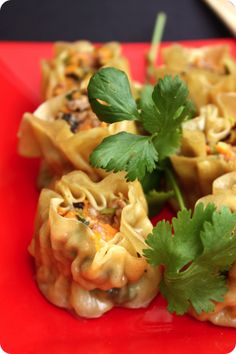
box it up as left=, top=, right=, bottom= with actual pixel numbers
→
left=58, top=195, right=127, bottom=248
left=51, top=44, right=120, bottom=96
left=42, top=41, right=130, bottom=99
left=55, top=90, right=107, bottom=133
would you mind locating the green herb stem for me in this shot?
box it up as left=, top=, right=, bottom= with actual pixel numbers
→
left=165, top=166, right=186, bottom=211
left=146, top=12, right=167, bottom=82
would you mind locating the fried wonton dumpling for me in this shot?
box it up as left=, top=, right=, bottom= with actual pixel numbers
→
left=210, top=74, right=236, bottom=99
left=171, top=105, right=236, bottom=208
left=183, top=105, right=232, bottom=146
left=162, top=44, right=234, bottom=74
left=29, top=171, right=161, bottom=318
left=190, top=172, right=236, bottom=327
left=215, top=92, right=236, bottom=122
left=197, top=171, right=236, bottom=210
left=155, top=67, right=222, bottom=112
left=183, top=69, right=223, bottom=111
left=42, top=41, right=130, bottom=99
left=18, top=90, right=137, bottom=185
left=155, top=44, right=236, bottom=113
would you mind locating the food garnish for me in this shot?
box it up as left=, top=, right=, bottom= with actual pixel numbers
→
left=143, top=203, right=236, bottom=315
left=88, top=67, right=194, bottom=208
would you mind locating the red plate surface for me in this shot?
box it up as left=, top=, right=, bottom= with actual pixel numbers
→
left=1, top=39, right=236, bottom=354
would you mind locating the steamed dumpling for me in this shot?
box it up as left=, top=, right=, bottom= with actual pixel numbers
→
left=42, top=41, right=130, bottom=99
left=29, top=171, right=161, bottom=318
left=171, top=105, right=236, bottom=208
left=18, top=89, right=137, bottom=186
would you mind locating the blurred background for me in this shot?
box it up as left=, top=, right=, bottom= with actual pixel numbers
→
left=0, top=0, right=232, bottom=42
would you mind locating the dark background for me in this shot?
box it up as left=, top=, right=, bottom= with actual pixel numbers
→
left=0, top=0, right=232, bottom=42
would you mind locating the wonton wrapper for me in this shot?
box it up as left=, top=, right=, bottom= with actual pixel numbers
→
left=162, top=44, right=234, bottom=74
left=171, top=105, right=236, bottom=208
left=29, top=171, right=161, bottom=318
left=210, top=74, right=236, bottom=99
left=183, top=69, right=222, bottom=111
left=190, top=172, right=236, bottom=327
left=42, top=41, right=130, bottom=99
left=18, top=92, right=137, bottom=185
left=155, top=67, right=221, bottom=112
left=155, top=44, right=236, bottom=112
left=215, top=92, right=236, bottom=122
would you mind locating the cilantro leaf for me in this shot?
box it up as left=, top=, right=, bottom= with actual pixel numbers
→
left=139, top=85, right=158, bottom=134
left=153, top=129, right=182, bottom=162
left=139, top=77, right=194, bottom=148
left=170, top=203, right=216, bottom=270
left=87, top=67, right=139, bottom=123
left=144, top=203, right=236, bottom=315
left=199, top=206, right=236, bottom=270
left=151, top=76, right=194, bottom=160
left=145, top=203, right=216, bottom=271
left=160, top=264, right=227, bottom=315
left=90, top=132, right=158, bottom=181
left=152, top=75, right=191, bottom=126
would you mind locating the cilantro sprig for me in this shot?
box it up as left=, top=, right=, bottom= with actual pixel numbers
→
left=88, top=68, right=194, bottom=185
left=144, top=203, right=236, bottom=315
left=90, top=132, right=158, bottom=181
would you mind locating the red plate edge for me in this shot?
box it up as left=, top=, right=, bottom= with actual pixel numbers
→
left=0, top=39, right=236, bottom=354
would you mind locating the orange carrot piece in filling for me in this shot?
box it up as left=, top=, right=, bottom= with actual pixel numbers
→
left=215, top=142, right=235, bottom=159
left=64, top=210, right=77, bottom=219
left=65, top=65, right=78, bottom=73
left=91, top=223, right=118, bottom=248
left=79, top=122, right=93, bottom=131
left=58, top=207, right=65, bottom=216
left=58, top=201, right=119, bottom=244
left=101, top=223, right=118, bottom=239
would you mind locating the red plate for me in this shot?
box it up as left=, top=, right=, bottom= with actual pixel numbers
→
left=1, top=40, right=236, bottom=354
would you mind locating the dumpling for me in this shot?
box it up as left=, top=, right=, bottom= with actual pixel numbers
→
left=18, top=89, right=137, bottom=186
left=197, top=171, right=236, bottom=211
left=42, top=41, right=130, bottom=99
left=215, top=92, right=236, bottom=122
left=161, top=44, right=235, bottom=74
left=29, top=171, right=161, bottom=318
left=170, top=105, right=236, bottom=208
left=190, top=172, right=236, bottom=327
left=154, top=44, right=236, bottom=112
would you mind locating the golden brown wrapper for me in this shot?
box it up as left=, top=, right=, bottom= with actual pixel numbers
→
left=171, top=154, right=236, bottom=209
left=162, top=44, right=235, bottom=74
left=189, top=172, right=236, bottom=327
left=29, top=171, right=161, bottom=318
left=171, top=105, right=236, bottom=208
left=18, top=92, right=137, bottom=185
left=215, top=92, right=236, bottom=122
left=210, top=74, right=236, bottom=99
left=183, top=69, right=222, bottom=112
left=42, top=41, right=130, bottom=99
left=155, top=44, right=236, bottom=113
